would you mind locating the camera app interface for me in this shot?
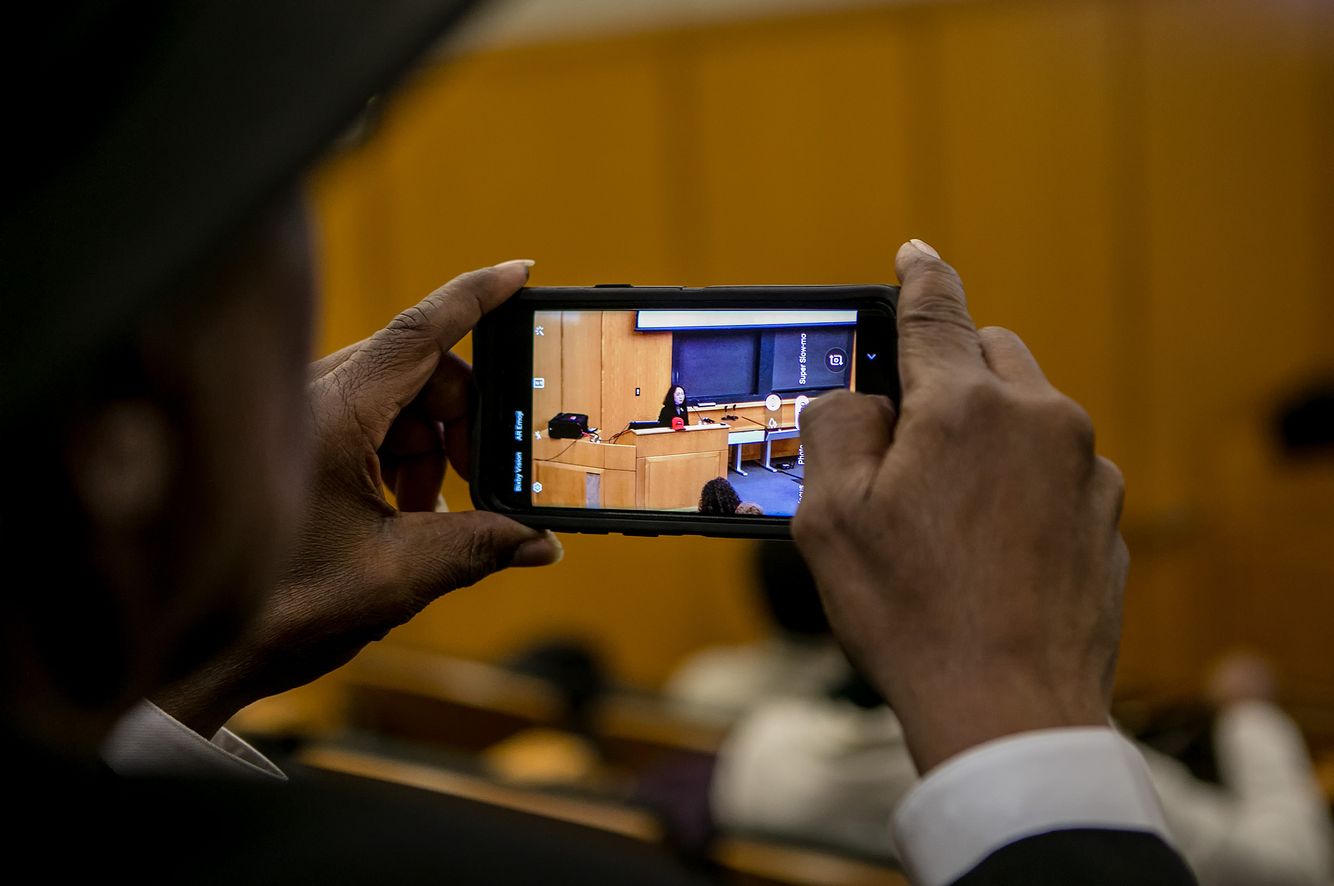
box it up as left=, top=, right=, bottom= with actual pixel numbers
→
left=528, top=309, right=857, bottom=517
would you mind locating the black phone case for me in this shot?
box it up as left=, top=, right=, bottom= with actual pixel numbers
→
left=471, top=284, right=899, bottom=539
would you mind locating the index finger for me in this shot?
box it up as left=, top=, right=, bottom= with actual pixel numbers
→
left=894, top=240, right=986, bottom=392
left=333, top=259, right=533, bottom=442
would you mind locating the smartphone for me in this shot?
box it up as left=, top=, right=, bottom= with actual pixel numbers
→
left=471, top=285, right=899, bottom=538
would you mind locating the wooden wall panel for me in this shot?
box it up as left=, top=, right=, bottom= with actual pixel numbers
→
left=1317, top=1, right=1334, bottom=345
left=917, top=0, right=1199, bottom=688
left=1137, top=0, right=1327, bottom=515
left=925, top=0, right=1126, bottom=470
left=298, top=0, right=1334, bottom=699
left=308, top=139, right=405, bottom=356
left=603, top=470, right=636, bottom=510
left=640, top=451, right=732, bottom=511
left=559, top=311, right=604, bottom=430
left=1120, top=0, right=1333, bottom=688
left=533, top=461, right=594, bottom=508
left=367, top=36, right=683, bottom=306
left=681, top=7, right=922, bottom=285
left=601, top=311, right=673, bottom=437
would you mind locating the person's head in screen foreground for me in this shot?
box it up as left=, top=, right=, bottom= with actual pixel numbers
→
left=699, top=477, right=742, bottom=515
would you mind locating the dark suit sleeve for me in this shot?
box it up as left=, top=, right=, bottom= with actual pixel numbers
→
left=657, top=405, right=673, bottom=427
left=99, top=768, right=719, bottom=886
left=951, top=828, right=1197, bottom=886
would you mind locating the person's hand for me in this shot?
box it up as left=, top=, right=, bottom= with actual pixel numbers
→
left=1206, top=650, right=1277, bottom=708
left=154, top=260, right=562, bottom=736
left=792, top=240, right=1127, bottom=774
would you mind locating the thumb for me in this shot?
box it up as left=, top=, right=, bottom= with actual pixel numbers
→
left=333, top=260, right=532, bottom=444
left=387, top=509, right=563, bottom=606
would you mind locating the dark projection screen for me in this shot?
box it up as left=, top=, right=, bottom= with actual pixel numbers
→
left=672, top=332, right=759, bottom=401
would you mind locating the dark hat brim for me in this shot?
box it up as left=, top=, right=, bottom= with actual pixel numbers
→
left=1, top=0, right=482, bottom=416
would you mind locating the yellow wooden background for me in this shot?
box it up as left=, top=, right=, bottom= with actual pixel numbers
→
left=301, top=0, right=1334, bottom=707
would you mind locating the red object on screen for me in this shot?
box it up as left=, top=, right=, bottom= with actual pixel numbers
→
left=671, top=416, right=684, bottom=430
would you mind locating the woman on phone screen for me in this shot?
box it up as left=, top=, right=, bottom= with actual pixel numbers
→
left=658, top=384, right=690, bottom=428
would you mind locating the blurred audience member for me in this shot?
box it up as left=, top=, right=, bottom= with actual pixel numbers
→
left=481, top=639, right=609, bottom=788
left=664, top=540, right=851, bottom=717
left=710, top=674, right=912, bottom=858
left=1139, top=652, right=1333, bottom=886
left=1277, top=381, right=1334, bottom=455
left=711, top=649, right=1333, bottom=886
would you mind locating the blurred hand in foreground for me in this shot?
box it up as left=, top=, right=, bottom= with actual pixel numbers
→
left=1207, top=650, right=1277, bottom=708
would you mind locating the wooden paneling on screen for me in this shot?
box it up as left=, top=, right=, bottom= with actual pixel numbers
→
left=528, top=310, right=673, bottom=436
left=601, top=312, right=672, bottom=437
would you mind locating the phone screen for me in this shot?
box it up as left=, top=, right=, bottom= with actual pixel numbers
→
left=527, top=308, right=868, bottom=518
left=473, top=284, right=897, bottom=536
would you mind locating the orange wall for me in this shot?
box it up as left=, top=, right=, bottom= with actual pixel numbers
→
left=304, top=0, right=1334, bottom=696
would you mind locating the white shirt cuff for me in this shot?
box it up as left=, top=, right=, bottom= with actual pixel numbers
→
left=101, top=699, right=287, bottom=781
left=891, top=726, right=1171, bottom=886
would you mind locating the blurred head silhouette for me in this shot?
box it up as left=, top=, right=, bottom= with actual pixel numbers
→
left=0, top=0, right=481, bottom=764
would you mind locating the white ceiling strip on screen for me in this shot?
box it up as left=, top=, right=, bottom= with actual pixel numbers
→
left=635, top=309, right=857, bottom=331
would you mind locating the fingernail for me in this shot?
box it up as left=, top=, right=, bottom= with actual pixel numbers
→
left=908, top=239, right=940, bottom=259
left=512, top=529, right=563, bottom=567
left=494, top=259, right=536, bottom=269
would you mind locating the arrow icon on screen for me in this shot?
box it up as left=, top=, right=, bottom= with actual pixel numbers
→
left=866, top=353, right=877, bottom=360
